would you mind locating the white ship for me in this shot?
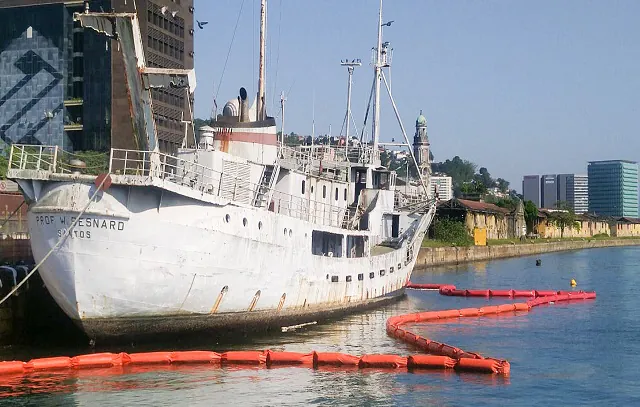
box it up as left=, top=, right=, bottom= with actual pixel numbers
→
left=7, top=1, right=436, bottom=341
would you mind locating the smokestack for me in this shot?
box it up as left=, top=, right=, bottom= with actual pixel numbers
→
left=239, top=87, right=249, bottom=123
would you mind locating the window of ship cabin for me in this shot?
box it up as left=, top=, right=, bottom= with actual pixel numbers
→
left=344, top=188, right=347, bottom=201
left=347, top=235, right=367, bottom=258
left=312, top=231, right=343, bottom=257
left=373, top=171, right=390, bottom=190
left=323, top=185, right=327, bottom=198
left=335, top=187, right=338, bottom=201
left=302, top=180, right=306, bottom=195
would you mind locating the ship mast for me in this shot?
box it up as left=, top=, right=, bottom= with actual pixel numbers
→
left=257, top=0, right=267, bottom=121
left=371, top=0, right=383, bottom=155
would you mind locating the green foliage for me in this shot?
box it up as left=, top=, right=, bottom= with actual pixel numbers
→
left=193, top=118, right=210, bottom=129
left=524, top=200, right=538, bottom=233
left=549, top=201, right=580, bottom=238
left=432, top=156, right=477, bottom=195
left=485, top=195, right=518, bottom=211
left=496, top=178, right=510, bottom=193
left=0, top=154, right=7, bottom=179
left=58, top=150, right=109, bottom=175
left=593, top=233, right=609, bottom=238
left=431, top=218, right=474, bottom=246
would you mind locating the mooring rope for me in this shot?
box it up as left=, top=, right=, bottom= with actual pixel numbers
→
left=0, top=199, right=25, bottom=231
left=0, top=175, right=111, bottom=306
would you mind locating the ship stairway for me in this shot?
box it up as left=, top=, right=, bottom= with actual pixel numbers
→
left=342, top=204, right=362, bottom=230
left=253, top=164, right=281, bottom=208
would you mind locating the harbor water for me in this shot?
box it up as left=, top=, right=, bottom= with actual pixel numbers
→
left=2, top=246, right=639, bottom=406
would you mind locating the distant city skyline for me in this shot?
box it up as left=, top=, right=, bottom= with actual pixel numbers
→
left=193, top=1, right=640, bottom=191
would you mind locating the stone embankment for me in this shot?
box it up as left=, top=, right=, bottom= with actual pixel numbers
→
left=415, top=239, right=640, bottom=268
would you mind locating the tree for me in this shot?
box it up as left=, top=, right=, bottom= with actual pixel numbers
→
left=496, top=178, right=510, bottom=193
left=0, top=154, right=7, bottom=179
left=524, top=200, right=538, bottom=234
left=549, top=201, right=580, bottom=238
left=478, top=167, right=493, bottom=188
left=431, top=218, right=474, bottom=246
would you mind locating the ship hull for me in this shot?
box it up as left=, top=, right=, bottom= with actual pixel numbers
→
left=25, top=181, right=426, bottom=341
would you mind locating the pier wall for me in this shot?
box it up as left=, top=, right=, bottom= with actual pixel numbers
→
left=415, top=239, right=640, bottom=268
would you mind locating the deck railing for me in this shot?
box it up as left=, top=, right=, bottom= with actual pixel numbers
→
left=7, top=144, right=360, bottom=229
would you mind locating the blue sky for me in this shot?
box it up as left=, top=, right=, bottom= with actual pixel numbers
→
left=193, top=0, right=639, bottom=191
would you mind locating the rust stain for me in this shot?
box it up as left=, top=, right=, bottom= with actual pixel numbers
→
left=248, top=290, right=261, bottom=312
left=276, top=293, right=286, bottom=312
left=209, top=285, right=228, bottom=314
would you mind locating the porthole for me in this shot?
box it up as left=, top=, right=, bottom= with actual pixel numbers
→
left=389, top=267, right=394, bottom=274
left=258, top=221, right=263, bottom=230
left=284, top=228, right=288, bottom=236
left=224, top=214, right=230, bottom=223
left=346, top=275, right=352, bottom=282
left=331, top=276, right=339, bottom=282
left=358, top=274, right=364, bottom=281
left=380, top=269, right=386, bottom=276
left=369, top=272, right=375, bottom=279
left=289, top=229, right=292, bottom=237
left=243, top=218, right=248, bottom=227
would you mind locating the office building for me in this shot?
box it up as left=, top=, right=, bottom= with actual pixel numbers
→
left=566, top=174, right=588, bottom=214
left=540, top=174, right=558, bottom=209
left=522, top=175, right=540, bottom=207
left=0, top=0, right=194, bottom=155
left=430, top=175, right=453, bottom=201
left=556, top=174, right=570, bottom=203
left=588, top=160, right=639, bottom=217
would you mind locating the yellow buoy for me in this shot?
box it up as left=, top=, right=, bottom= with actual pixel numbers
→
left=570, top=279, right=577, bottom=287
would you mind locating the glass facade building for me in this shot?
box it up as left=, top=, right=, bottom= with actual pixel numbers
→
left=522, top=175, right=540, bottom=207
left=540, top=174, right=558, bottom=209
left=588, top=160, right=639, bottom=218
left=1, top=0, right=193, bottom=155
left=566, top=174, right=589, bottom=214
left=0, top=3, right=67, bottom=152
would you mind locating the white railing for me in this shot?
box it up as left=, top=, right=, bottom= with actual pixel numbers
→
left=110, top=148, right=348, bottom=228
left=8, top=145, right=59, bottom=173
left=7, top=144, right=353, bottom=229
left=279, top=144, right=381, bottom=174
left=8, top=144, right=110, bottom=175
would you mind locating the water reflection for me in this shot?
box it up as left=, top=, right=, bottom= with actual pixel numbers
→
left=3, top=247, right=640, bottom=405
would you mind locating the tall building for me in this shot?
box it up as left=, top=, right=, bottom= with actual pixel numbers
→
left=430, top=175, right=453, bottom=201
left=556, top=174, right=571, bottom=203
left=0, top=0, right=194, bottom=156
left=522, top=175, right=540, bottom=207
left=566, top=174, right=588, bottom=214
left=413, top=110, right=431, bottom=197
left=588, top=160, right=639, bottom=217
left=540, top=174, right=558, bottom=209
left=413, top=111, right=430, bottom=176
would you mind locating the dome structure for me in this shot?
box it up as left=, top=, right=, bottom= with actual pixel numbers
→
left=416, top=110, right=427, bottom=127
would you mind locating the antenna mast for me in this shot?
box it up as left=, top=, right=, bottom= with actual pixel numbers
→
left=371, top=0, right=383, bottom=156
left=280, top=91, right=286, bottom=146
left=257, top=0, right=267, bottom=121
left=341, top=58, right=361, bottom=161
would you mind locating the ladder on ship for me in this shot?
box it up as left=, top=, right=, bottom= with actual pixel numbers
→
left=253, top=164, right=280, bottom=208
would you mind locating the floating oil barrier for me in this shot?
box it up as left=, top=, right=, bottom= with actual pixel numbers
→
left=0, top=284, right=595, bottom=380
